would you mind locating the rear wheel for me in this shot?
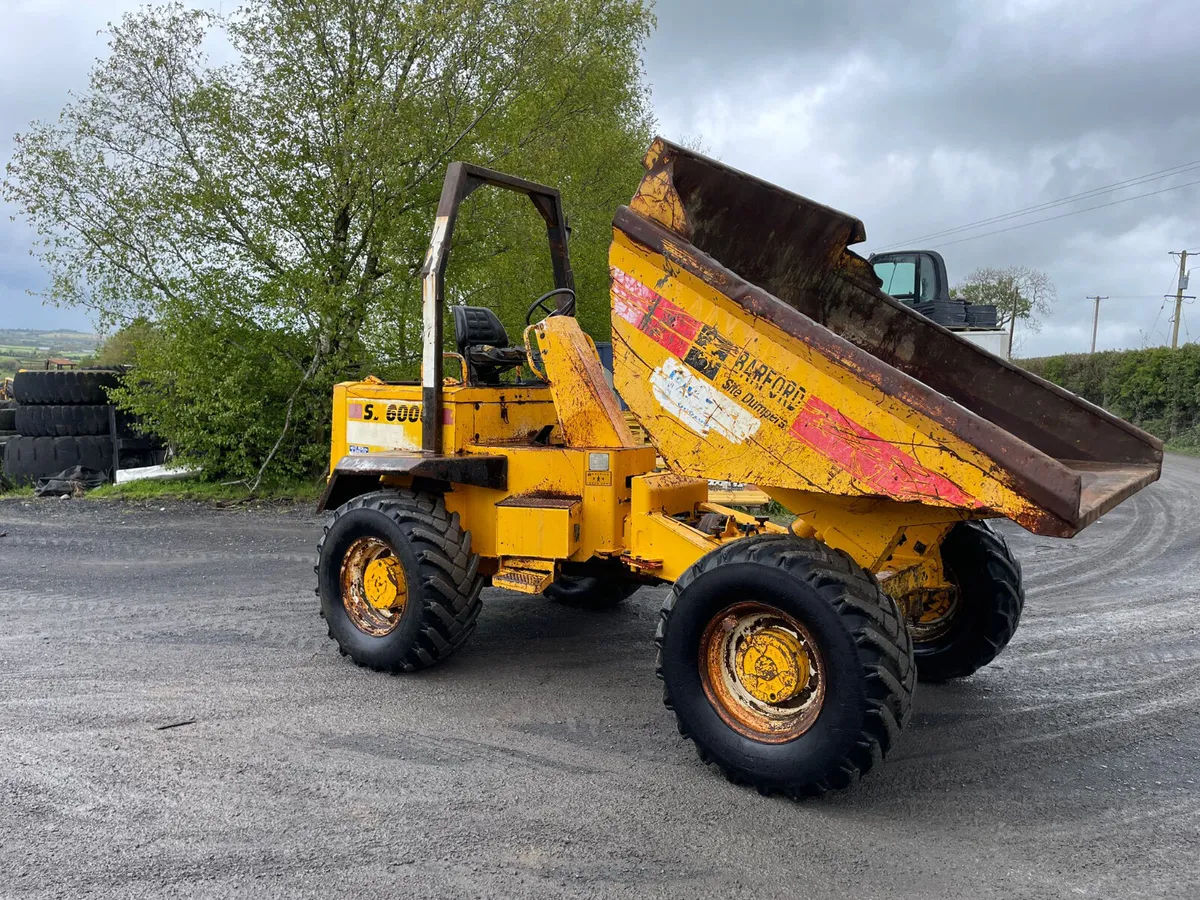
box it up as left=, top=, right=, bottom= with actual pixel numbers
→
left=912, top=521, right=1024, bottom=682
left=656, top=535, right=914, bottom=798
left=317, top=490, right=484, bottom=672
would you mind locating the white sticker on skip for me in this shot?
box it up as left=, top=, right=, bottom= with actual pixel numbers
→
left=650, top=356, right=761, bottom=444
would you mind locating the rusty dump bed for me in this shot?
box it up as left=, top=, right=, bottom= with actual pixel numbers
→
left=610, top=138, right=1162, bottom=537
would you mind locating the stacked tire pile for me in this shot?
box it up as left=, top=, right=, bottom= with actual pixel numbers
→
left=2, top=369, right=138, bottom=485
left=965, top=304, right=999, bottom=328
left=913, top=299, right=968, bottom=327
left=0, top=399, right=16, bottom=461
left=911, top=299, right=1000, bottom=329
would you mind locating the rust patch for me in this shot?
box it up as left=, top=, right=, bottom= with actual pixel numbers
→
left=651, top=472, right=703, bottom=489
left=536, top=316, right=637, bottom=448
left=662, top=238, right=728, bottom=288
left=630, top=139, right=692, bottom=238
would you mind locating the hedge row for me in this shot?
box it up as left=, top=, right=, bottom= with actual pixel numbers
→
left=1020, top=343, right=1200, bottom=449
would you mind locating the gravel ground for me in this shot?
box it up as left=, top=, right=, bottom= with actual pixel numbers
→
left=1, top=456, right=1199, bottom=899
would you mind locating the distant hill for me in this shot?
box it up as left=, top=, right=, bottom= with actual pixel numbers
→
left=0, top=329, right=102, bottom=377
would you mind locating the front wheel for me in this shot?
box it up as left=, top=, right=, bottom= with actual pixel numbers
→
left=316, top=490, right=484, bottom=672
left=656, top=535, right=914, bottom=798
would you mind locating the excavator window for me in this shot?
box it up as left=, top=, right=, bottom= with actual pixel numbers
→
left=871, top=251, right=946, bottom=306
left=873, top=254, right=918, bottom=303
left=918, top=257, right=938, bottom=302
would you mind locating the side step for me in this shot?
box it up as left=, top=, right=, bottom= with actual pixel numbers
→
left=493, top=557, right=556, bottom=594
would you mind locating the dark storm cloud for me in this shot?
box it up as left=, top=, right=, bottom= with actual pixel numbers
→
left=3, top=1, right=1199, bottom=349
left=0, top=1, right=127, bottom=329
left=645, top=0, right=1200, bottom=353
left=644, top=0, right=955, bottom=75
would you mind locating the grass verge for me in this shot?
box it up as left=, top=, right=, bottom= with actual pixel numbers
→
left=87, top=476, right=323, bottom=504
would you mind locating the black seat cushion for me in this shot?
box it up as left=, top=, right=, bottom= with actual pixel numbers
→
left=453, top=306, right=509, bottom=354
left=452, top=306, right=526, bottom=384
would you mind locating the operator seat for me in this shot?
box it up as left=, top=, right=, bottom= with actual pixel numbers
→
left=451, top=306, right=529, bottom=385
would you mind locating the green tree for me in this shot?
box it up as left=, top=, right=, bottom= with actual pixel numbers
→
left=955, top=265, right=1056, bottom=333
left=4, top=0, right=654, bottom=485
left=92, top=318, right=160, bottom=367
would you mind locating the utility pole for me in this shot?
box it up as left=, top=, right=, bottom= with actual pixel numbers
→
left=1171, top=250, right=1190, bottom=349
left=1088, top=296, right=1107, bottom=353
left=1007, top=300, right=1017, bottom=357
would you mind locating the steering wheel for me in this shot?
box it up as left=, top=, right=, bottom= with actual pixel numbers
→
left=525, top=288, right=576, bottom=325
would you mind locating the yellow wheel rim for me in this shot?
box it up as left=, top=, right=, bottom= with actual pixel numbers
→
left=700, top=602, right=825, bottom=743
left=362, top=556, right=407, bottom=611
left=735, top=626, right=810, bottom=704
left=340, top=536, right=408, bottom=636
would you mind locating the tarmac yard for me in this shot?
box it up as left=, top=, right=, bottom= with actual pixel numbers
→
left=2, top=456, right=1199, bottom=899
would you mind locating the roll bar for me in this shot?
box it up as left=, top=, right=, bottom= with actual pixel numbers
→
left=418, top=163, right=574, bottom=453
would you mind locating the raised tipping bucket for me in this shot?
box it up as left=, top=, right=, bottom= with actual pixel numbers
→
left=609, top=138, right=1161, bottom=537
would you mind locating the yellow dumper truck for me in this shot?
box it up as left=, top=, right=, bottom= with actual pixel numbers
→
left=315, top=139, right=1161, bottom=797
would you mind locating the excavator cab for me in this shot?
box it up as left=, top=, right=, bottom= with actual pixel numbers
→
left=869, top=248, right=1007, bottom=351
left=868, top=249, right=950, bottom=307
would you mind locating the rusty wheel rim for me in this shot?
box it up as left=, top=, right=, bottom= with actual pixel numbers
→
left=340, top=536, right=408, bottom=637
left=699, top=602, right=825, bottom=743
left=909, top=587, right=959, bottom=643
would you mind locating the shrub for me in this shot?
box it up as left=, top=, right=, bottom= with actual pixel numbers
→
left=1021, top=344, right=1200, bottom=447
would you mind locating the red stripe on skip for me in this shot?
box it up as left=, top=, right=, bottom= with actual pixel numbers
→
left=612, top=269, right=655, bottom=326
left=611, top=268, right=702, bottom=357
left=789, top=397, right=980, bottom=507
left=650, top=300, right=701, bottom=342
left=643, top=318, right=692, bottom=357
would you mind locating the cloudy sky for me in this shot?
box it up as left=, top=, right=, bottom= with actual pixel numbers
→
left=3, top=0, right=1199, bottom=356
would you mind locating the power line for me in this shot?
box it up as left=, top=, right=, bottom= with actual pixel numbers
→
left=920, top=178, right=1200, bottom=250
left=1146, top=298, right=1170, bottom=346
left=875, top=158, right=1200, bottom=250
